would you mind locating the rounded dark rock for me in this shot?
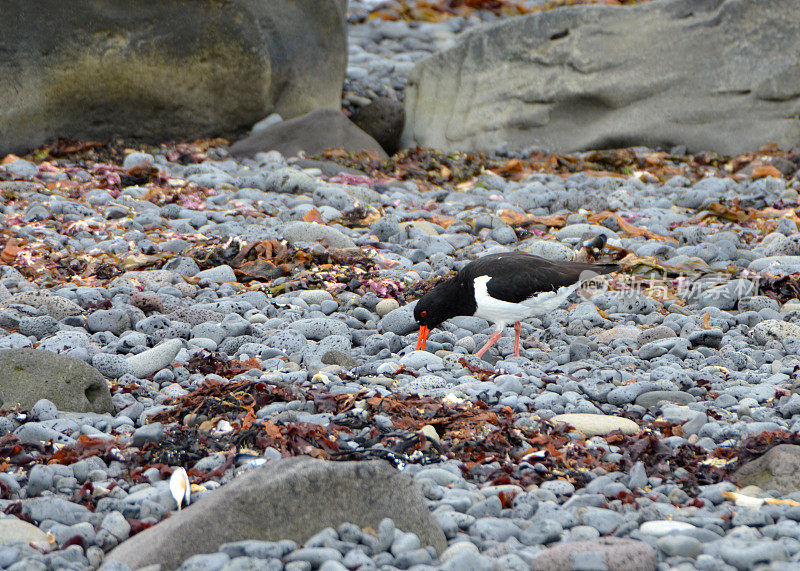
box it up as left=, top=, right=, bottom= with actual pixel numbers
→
left=349, top=97, right=405, bottom=155
left=86, top=308, right=132, bottom=336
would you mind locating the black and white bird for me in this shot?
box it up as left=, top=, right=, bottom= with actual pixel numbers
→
left=414, top=252, right=619, bottom=358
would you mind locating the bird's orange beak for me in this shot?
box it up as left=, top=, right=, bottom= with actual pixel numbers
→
left=416, top=325, right=430, bottom=351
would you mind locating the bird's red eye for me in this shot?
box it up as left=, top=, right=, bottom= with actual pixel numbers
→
left=420, top=310, right=428, bottom=318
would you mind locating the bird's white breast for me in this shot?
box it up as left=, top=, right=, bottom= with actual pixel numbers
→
left=472, top=275, right=580, bottom=329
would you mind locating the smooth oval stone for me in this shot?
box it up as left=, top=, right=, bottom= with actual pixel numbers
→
left=657, top=534, right=703, bottom=558
left=550, top=413, right=640, bottom=437
left=635, top=390, right=696, bottom=407
left=639, top=520, right=697, bottom=537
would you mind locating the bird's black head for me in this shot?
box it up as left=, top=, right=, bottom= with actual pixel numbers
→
left=413, top=278, right=465, bottom=329
left=414, top=279, right=463, bottom=351
left=414, top=292, right=446, bottom=329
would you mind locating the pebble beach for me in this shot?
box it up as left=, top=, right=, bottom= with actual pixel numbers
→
left=3, top=2, right=800, bottom=570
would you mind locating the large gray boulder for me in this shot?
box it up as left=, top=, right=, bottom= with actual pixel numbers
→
left=103, top=457, right=446, bottom=570
left=403, top=0, right=800, bottom=155
left=733, top=444, right=800, bottom=495
left=0, top=0, right=347, bottom=155
left=0, top=349, right=113, bottom=413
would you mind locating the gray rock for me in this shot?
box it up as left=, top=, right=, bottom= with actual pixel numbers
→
left=0, top=348, right=112, bottom=413
left=30, top=398, right=58, bottom=421
left=719, top=528, right=789, bottom=570
left=0, top=518, right=51, bottom=549
left=285, top=548, right=342, bottom=567
left=753, top=320, right=800, bottom=344
left=320, top=350, right=358, bottom=369
left=765, top=233, right=800, bottom=256
left=400, top=350, right=443, bottom=371
left=379, top=306, right=418, bottom=336
left=698, top=279, right=757, bottom=310
left=104, top=458, right=446, bottom=570
left=163, top=257, right=201, bottom=277
left=628, top=461, right=648, bottom=490
left=749, top=256, right=800, bottom=274
left=132, top=423, right=164, bottom=448
left=249, top=112, right=283, bottom=134
left=529, top=537, right=656, bottom=571
left=71, top=456, right=108, bottom=483
left=520, top=519, right=563, bottom=545
left=126, top=339, right=182, bottom=378
left=732, top=444, right=800, bottom=495
left=264, top=330, right=307, bottom=354
left=688, top=328, right=724, bottom=348
left=579, top=507, right=626, bottom=535
left=1, top=158, right=38, bottom=179
left=637, top=325, right=676, bottom=346
left=122, top=152, right=154, bottom=170
left=262, top=167, right=318, bottom=195
left=26, top=463, right=54, bottom=496
left=177, top=553, right=230, bottom=570
left=638, top=338, right=690, bottom=360
left=289, top=318, right=351, bottom=341
left=21, top=497, right=92, bottom=525
left=294, top=290, right=334, bottom=305
left=87, top=309, right=131, bottom=336
left=555, top=224, right=619, bottom=243
left=370, top=216, right=401, bottom=242
left=375, top=298, right=400, bottom=317
left=231, top=108, right=388, bottom=160
left=1, top=1, right=346, bottom=156
left=350, top=97, right=405, bottom=156
left=36, top=329, right=92, bottom=354
left=1, top=290, right=82, bottom=320
left=281, top=221, right=355, bottom=249
left=740, top=296, right=780, bottom=313
left=635, top=391, right=696, bottom=407
left=521, top=239, right=574, bottom=261
left=403, top=0, right=800, bottom=156
left=167, top=307, right=226, bottom=327
left=92, top=353, right=134, bottom=379
left=18, top=316, right=59, bottom=340
left=49, top=521, right=97, bottom=549
left=196, top=265, right=237, bottom=284
left=468, top=518, right=520, bottom=542
left=14, top=422, right=76, bottom=446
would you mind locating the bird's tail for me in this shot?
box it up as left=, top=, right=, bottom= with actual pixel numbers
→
left=577, top=263, right=619, bottom=280
left=592, top=263, right=619, bottom=276
left=577, top=263, right=618, bottom=301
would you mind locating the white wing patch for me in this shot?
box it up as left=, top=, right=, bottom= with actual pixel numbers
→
left=472, top=275, right=580, bottom=329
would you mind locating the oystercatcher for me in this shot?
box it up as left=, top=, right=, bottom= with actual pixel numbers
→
left=414, top=252, right=618, bottom=358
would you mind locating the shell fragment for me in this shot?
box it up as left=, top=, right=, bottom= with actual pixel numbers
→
left=169, top=467, right=191, bottom=511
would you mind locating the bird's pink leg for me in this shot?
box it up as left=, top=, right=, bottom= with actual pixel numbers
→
left=513, top=322, right=521, bottom=357
left=475, top=330, right=503, bottom=358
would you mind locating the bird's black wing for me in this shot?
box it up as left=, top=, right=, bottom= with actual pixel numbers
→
left=460, top=252, right=617, bottom=304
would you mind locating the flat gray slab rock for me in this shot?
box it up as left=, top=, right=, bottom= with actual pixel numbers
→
left=230, top=108, right=389, bottom=160
left=103, top=457, right=446, bottom=570
left=0, top=348, right=113, bottom=413
left=0, top=518, right=52, bottom=549
left=403, top=0, right=800, bottom=155
left=1, top=0, right=346, bottom=155
left=530, top=537, right=657, bottom=571
left=281, top=221, right=357, bottom=249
